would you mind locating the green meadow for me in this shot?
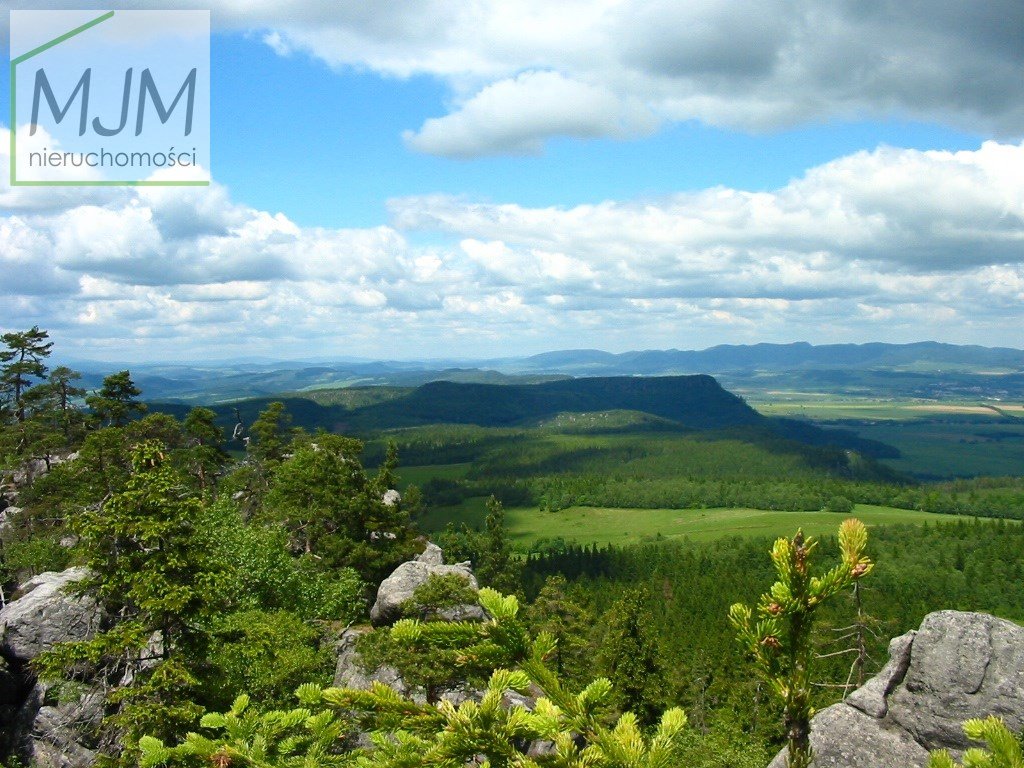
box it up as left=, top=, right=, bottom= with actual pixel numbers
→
left=411, top=498, right=971, bottom=551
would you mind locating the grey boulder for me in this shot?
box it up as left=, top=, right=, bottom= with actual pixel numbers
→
left=12, top=683, right=102, bottom=768
left=0, top=568, right=98, bottom=661
left=0, top=506, right=21, bottom=539
left=770, top=610, right=1024, bottom=767
left=369, top=544, right=484, bottom=626
left=888, top=611, right=1024, bottom=752
left=334, top=627, right=413, bottom=698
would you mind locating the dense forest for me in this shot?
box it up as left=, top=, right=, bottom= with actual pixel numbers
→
left=2, top=328, right=1022, bottom=768
left=366, top=423, right=1024, bottom=520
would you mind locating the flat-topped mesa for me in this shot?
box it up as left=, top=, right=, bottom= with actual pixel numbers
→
left=769, top=610, right=1024, bottom=768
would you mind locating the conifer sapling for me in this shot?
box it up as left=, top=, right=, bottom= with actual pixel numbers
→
left=729, top=519, right=873, bottom=768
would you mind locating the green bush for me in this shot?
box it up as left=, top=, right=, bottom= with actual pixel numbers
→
left=204, top=609, right=336, bottom=711
left=400, top=573, right=478, bottom=619
left=824, top=495, right=854, bottom=513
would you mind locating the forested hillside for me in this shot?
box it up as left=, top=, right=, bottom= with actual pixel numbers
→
left=2, top=329, right=1024, bottom=768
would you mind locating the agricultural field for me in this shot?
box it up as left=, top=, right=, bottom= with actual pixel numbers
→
left=751, top=395, right=1024, bottom=421
left=748, top=395, right=1024, bottom=478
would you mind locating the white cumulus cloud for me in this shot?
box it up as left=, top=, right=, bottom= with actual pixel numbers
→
left=2, top=130, right=1024, bottom=358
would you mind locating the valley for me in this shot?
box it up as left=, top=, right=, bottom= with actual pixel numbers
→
left=4, top=337, right=1024, bottom=768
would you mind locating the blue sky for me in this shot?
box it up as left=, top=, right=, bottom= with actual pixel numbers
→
left=208, top=32, right=985, bottom=229
left=1, top=2, right=1022, bottom=362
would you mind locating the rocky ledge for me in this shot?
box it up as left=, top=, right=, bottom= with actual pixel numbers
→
left=769, top=610, right=1024, bottom=767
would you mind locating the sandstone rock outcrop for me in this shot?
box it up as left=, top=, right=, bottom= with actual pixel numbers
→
left=0, top=568, right=101, bottom=768
left=0, top=568, right=98, bottom=660
left=13, top=684, right=103, bottom=768
left=769, top=610, right=1024, bottom=767
left=369, top=543, right=485, bottom=626
left=7, top=453, right=78, bottom=489
left=334, top=627, right=412, bottom=698
left=0, top=506, right=21, bottom=539
left=1, top=565, right=97, bottom=663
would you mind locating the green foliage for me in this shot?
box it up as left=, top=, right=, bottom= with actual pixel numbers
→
left=400, top=573, right=479, bottom=620
left=204, top=610, right=336, bottom=711
left=930, top=716, right=1024, bottom=768
left=143, top=589, right=690, bottom=768
left=384, top=420, right=1024, bottom=524
left=0, top=515, right=71, bottom=582
left=35, top=441, right=224, bottom=764
left=823, top=496, right=854, bottom=513
left=357, top=606, right=516, bottom=705
left=729, top=519, right=873, bottom=768
left=261, top=431, right=418, bottom=582
left=0, top=325, right=52, bottom=426
left=524, top=576, right=594, bottom=687
left=196, top=498, right=367, bottom=624
left=478, top=496, right=519, bottom=592
left=137, top=693, right=352, bottom=768
left=46, top=365, right=88, bottom=440
left=598, top=589, right=664, bottom=727
left=180, top=407, right=228, bottom=492
left=0, top=328, right=92, bottom=469
left=522, top=517, right=1024, bottom=752
left=674, top=718, right=773, bottom=768
left=384, top=422, right=911, bottom=517
left=248, top=401, right=293, bottom=464
left=433, top=496, right=520, bottom=593
left=87, top=370, right=146, bottom=427
left=6, top=414, right=213, bottom=573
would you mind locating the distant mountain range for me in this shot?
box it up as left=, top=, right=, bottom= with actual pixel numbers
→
left=349, top=376, right=759, bottom=431
left=69, top=341, right=1024, bottom=403
left=502, top=342, right=1024, bottom=376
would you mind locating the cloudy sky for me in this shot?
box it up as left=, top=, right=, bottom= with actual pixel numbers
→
left=2, top=1, right=1023, bottom=362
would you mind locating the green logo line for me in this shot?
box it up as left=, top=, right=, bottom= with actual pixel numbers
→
left=12, top=10, right=115, bottom=67
left=11, top=11, right=115, bottom=186
left=9, top=10, right=209, bottom=187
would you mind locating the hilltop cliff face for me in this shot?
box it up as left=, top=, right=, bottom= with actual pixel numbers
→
left=769, top=611, right=1024, bottom=767
left=353, top=374, right=764, bottom=430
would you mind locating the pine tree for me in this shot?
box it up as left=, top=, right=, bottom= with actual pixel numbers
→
left=525, top=575, right=594, bottom=689
left=6, top=365, right=89, bottom=465
left=47, top=365, right=87, bottom=441
left=248, top=401, right=292, bottom=464
left=181, top=407, right=227, bottom=492
left=87, top=369, right=146, bottom=427
left=36, top=441, right=224, bottom=765
left=0, top=326, right=52, bottom=424
left=601, top=588, right=664, bottom=727
left=476, top=496, right=519, bottom=593
left=262, top=432, right=417, bottom=581
left=374, top=441, right=400, bottom=491
left=730, top=519, right=873, bottom=768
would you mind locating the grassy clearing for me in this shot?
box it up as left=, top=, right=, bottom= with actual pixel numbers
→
left=416, top=501, right=973, bottom=551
